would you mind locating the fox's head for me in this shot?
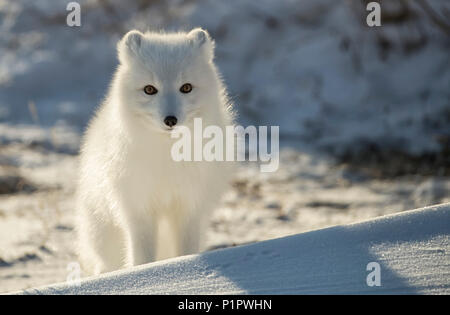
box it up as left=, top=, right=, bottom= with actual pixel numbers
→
left=115, top=28, right=223, bottom=133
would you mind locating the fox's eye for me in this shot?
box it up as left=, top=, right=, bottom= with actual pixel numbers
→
left=180, top=83, right=193, bottom=94
left=144, top=85, right=158, bottom=95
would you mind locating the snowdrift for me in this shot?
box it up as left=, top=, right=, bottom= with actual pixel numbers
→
left=19, top=203, right=449, bottom=294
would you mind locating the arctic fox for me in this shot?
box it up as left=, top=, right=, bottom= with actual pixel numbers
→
left=76, top=28, right=234, bottom=275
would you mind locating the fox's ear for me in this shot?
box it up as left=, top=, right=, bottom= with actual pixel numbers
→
left=117, top=30, right=144, bottom=64
left=188, top=28, right=215, bottom=61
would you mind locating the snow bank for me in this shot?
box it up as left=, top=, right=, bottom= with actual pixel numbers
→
left=18, top=203, right=450, bottom=295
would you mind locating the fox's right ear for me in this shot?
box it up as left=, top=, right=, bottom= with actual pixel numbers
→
left=117, top=30, right=144, bottom=64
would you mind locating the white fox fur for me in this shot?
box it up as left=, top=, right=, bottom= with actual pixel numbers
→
left=76, top=28, right=234, bottom=275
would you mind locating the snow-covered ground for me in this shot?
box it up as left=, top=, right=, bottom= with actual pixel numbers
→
left=1, top=0, right=449, bottom=154
left=1, top=141, right=449, bottom=293
left=16, top=203, right=450, bottom=294
left=0, top=0, right=449, bottom=294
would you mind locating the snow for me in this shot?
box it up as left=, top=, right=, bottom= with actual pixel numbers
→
left=17, top=203, right=450, bottom=295
left=2, top=144, right=449, bottom=293
left=1, top=0, right=449, bottom=294
left=0, top=0, right=449, bottom=155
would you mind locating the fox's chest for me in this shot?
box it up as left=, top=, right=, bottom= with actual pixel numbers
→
left=132, top=157, right=216, bottom=205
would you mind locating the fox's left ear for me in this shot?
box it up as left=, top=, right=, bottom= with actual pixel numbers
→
left=188, top=28, right=215, bottom=62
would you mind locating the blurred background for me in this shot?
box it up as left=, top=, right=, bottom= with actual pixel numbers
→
left=0, top=0, right=449, bottom=292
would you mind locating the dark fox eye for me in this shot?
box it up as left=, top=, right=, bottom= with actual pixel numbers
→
left=144, top=85, right=158, bottom=95
left=180, top=83, right=193, bottom=94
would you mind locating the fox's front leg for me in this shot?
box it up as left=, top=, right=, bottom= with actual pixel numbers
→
left=123, top=213, right=157, bottom=267
left=117, top=193, right=157, bottom=266
left=176, top=212, right=206, bottom=256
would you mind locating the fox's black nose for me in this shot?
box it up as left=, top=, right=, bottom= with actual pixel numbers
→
left=164, top=116, right=178, bottom=127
